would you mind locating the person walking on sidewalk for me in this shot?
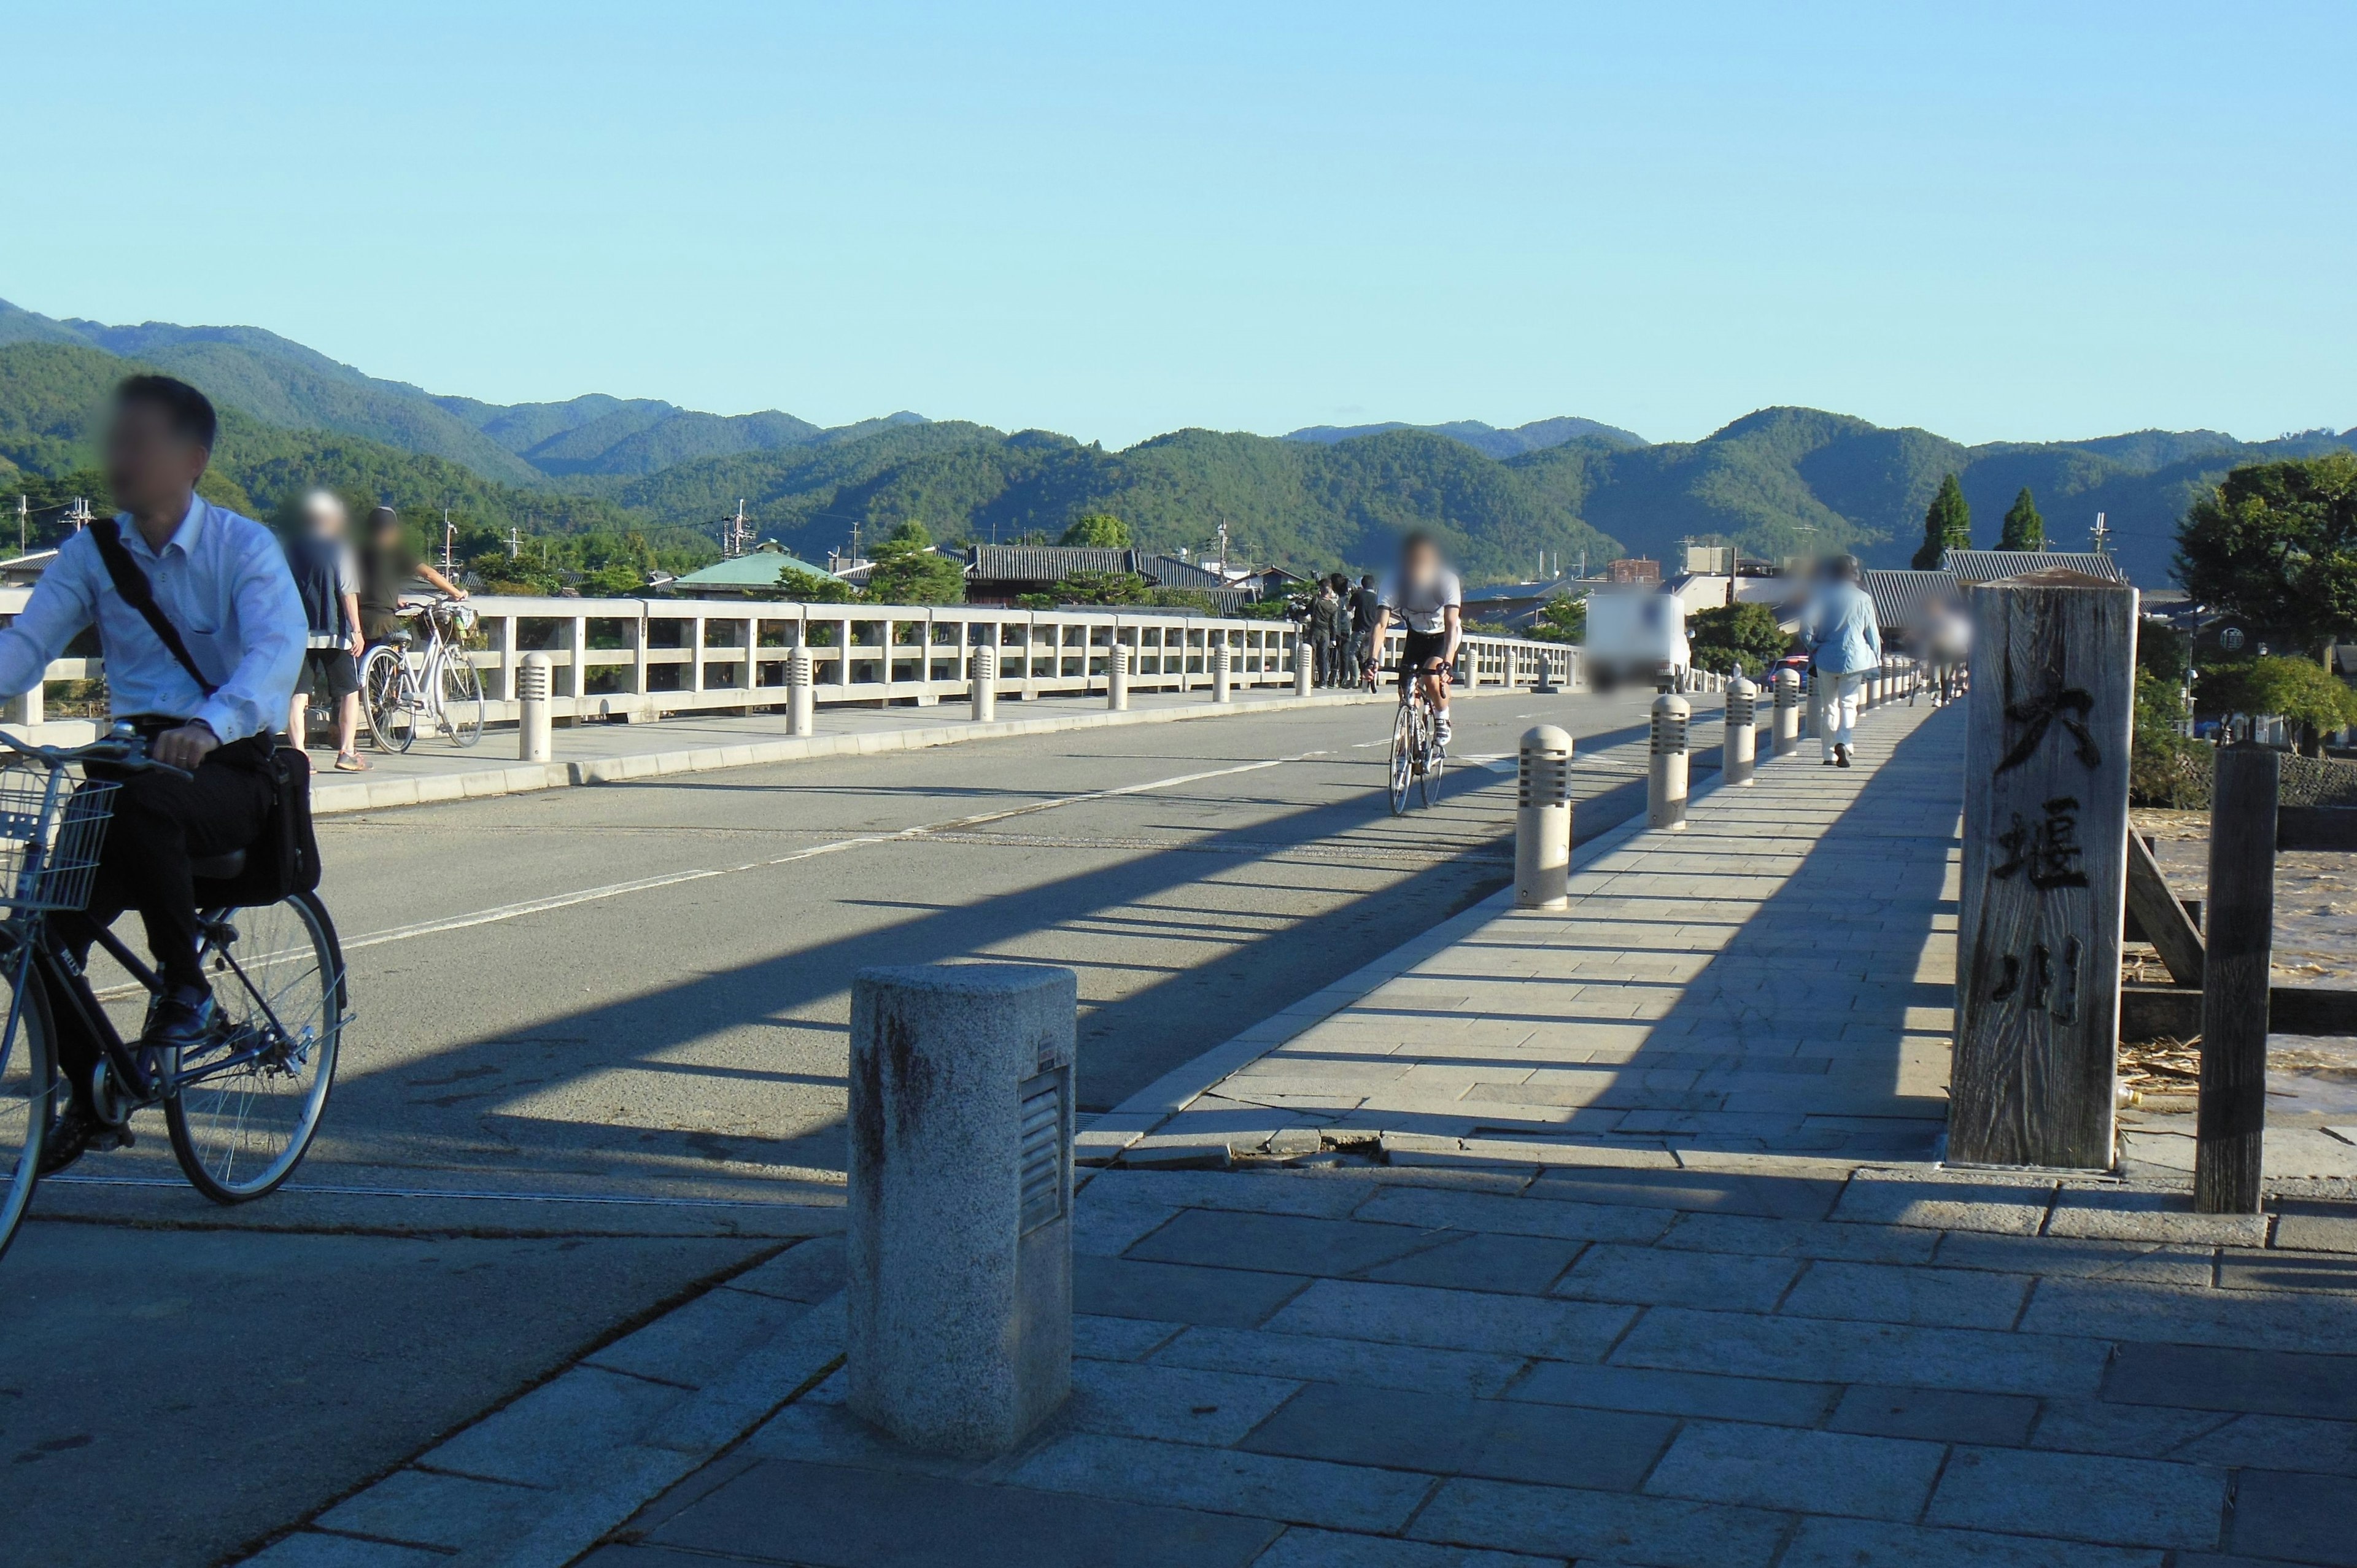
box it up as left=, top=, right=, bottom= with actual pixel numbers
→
left=1347, top=573, right=1382, bottom=688
left=1801, top=554, right=1880, bottom=768
left=1308, top=576, right=1347, bottom=687
left=285, top=490, right=368, bottom=771
left=358, top=504, right=466, bottom=647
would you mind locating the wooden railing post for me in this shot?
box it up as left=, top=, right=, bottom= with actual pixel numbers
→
left=1949, top=568, right=2138, bottom=1169
left=2195, top=744, right=2280, bottom=1214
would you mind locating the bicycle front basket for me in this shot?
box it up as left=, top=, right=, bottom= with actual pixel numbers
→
left=0, top=765, right=120, bottom=913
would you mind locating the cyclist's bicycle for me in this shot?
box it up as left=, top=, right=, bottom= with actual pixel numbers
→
left=0, top=727, right=347, bottom=1264
left=1387, top=657, right=1448, bottom=814
left=362, top=597, right=486, bottom=752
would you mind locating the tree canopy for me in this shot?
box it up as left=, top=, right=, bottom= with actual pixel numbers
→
left=1059, top=513, right=1131, bottom=547
left=862, top=521, right=966, bottom=604
left=1912, top=473, right=1972, bottom=569
left=2176, top=454, right=2357, bottom=652
left=1999, top=486, right=2045, bottom=550
left=1686, top=602, right=1792, bottom=676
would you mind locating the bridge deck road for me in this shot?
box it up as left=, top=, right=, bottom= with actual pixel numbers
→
left=2, top=684, right=1723, bottom=1568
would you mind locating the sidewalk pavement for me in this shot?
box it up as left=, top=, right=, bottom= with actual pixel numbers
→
left=243, top=699, right=2357, bottom=1568
left=304, top=686, right=1394, bottom=815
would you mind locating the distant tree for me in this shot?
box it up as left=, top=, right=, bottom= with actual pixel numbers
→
left=1060, top=514, right=1131, bottom=548
left=2176, top=454, right=2357, bottom=655
left=2196, top=654, right=2357, bottom=755
left=1912, top=473, right=1973, bottom=569
left=1999, top=487, right=2045, bottom=550
left=765, top=566, right=857, bottom=604
left=1050, top=570, right=1151, bottom=604
left=1526, top=595, right=1587, bottom=645
left=1687, top=602, right=1792, bottom=676
left=864, top=523, right=966, bottom=604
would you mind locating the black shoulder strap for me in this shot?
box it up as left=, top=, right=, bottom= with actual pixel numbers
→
left=88, top=517, right=219, bottom=698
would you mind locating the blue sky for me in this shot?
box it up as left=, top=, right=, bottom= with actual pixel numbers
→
left=6, top=2, right=2351, bottom=448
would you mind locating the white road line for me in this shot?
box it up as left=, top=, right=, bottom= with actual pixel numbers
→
left=44, top=1173, right=819, bottom=1210
left=338, top=751, right=1328, bottom=953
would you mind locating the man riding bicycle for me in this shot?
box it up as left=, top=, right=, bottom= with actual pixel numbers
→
left=0, top=376, right=305, bottom=1171
left=1367, top=531, right=1463, bottom=749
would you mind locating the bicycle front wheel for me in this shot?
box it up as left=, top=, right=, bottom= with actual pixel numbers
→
left=1387, top=702, right=1416, bottom=815
left=0, top=943, right=55, bottom=1264
left=167, top=890, right=344, bottom=1204
left=439, top=654, right=486, bottom=747
left=361, top=646, right=416, bottom=753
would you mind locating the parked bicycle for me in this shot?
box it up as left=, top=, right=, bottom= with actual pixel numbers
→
left=1387, top=656, right=1447, bottom=814
left=0, top=727, right=347, bottom=1262
left=362, top=597, right=486, bottom=752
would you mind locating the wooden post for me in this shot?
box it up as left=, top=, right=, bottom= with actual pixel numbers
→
left=2195, top=745, right=2278, bottom=1215
left=1950, top=569, right=2138, bottom=1169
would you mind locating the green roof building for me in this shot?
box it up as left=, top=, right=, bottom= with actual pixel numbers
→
left=668, top=551, right=843, bottom=599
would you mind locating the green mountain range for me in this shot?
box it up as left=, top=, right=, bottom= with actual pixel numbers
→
left=1, top=296, right=2349, bottom=588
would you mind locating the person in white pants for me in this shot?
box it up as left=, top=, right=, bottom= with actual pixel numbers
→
left=1800, top=555, right=1882, bottom=768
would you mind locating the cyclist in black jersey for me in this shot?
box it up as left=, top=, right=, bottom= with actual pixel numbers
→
left=1367, top=532, right=1463, bottom=749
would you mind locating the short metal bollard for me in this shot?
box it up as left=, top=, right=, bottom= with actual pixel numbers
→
left=1771, top=668, right=1802, bottom=757
left=1212, top=642, right=1231, bottom=703
left=517, top=652, right=552, bottom=763
left=1724, top=674, right=1757, bottom=786
left=1293, top=636, right=1312, bottom=697
left=848, top=962, right=1077, bottom=1456
left=970, top=644, right=997, bottom=722
left=1649, top=693, right=1690, bottom=830
left=1107, top=643, right=1129, bottom=712
left=1515, top=725, right=1574, bottom=909
left=786, top=649, right=815, bottom=737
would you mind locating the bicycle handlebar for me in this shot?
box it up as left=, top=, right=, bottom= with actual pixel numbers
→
left=0, top=725, right=195, bottom=782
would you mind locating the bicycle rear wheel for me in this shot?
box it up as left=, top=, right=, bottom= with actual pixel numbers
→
left=439, top=654, right=486, bottom=747
left=1387, top=701, right=1417, bottom=815
left=0, top=943, right=54, bottom=1264
left=167, top=890, right=344, bottom=1203
left=361, top=646, right=415, bottom=753
left=1418, top=708, right=1446, bottom=807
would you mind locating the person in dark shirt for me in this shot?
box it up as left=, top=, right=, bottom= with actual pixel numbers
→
left=358, top=504, right=465, bottom=646
left=1347, top=574, right=1382, bottom=686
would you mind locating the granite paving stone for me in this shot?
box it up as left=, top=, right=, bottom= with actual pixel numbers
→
left=1408, top=1475, right=1791, bottom=1567
left=2271, top=1197, right=2357, bottom=1254
left=1242, top=1381, right=1675, bottom=1491
left=312, top=1469, right=549, bottom=1554
left=2173, top=1413, right=2357, bottom=1477
left=2216, top=1248, right=2357, bottom=1294
left=1153, top=1325, right=1530, bottom=1399
left=1066, top=1358, right=1303, bottom=1445
left=239, top=1537, right=452, bottom=1568
left=1358, top=1230, right=1585, bottom=1295
left=1075, top=1255, right=1309, bottom=1328
left=2102, top=1342, right=2357, bottom=1421
left=638, top=1456, right=1282, bottom=1567
left=1924, top=1446, right=2229, bottom=1550
left=1930, top=1232, right=2217, bottom=1286
left=719, top=1235, right=845, bottom=1303
left=1266, top=1280, right=1636, bottom=1360
left=1641, top=1419, right=1946, bottom=1521
left=1072, top=1313, right=1185, bottom=1362
left=1124, top=1208, right=1452, bottom=1277
left=1246, top=1527, right=1564, bottom=1568
left=1528, top=1167, right=1846, bottom=1219
left=2043, top=1188, right=2271, bottom=1246
left=1551, top=1241, right=1800, bottom=1311
left=1507, top=1360, right=1838, bottom=1426
left=1829, top=1384, right=2039, bottom=1446
left=1779, top=1259, right=2034, bottom=1330
left=2224, top=1469, right=2357, bottom=1566
left=1777, top=1516, right=2165, bottom=1568
left=1832, top=1172, right=2057, bottom=1234
left=1653, top=1211, right=1940, bottom=1264
left=1353, top=1184, right=1673, bottom=1244
left=2022, top=1275, right=2357, bottom=1354
left=1009, top=1431, right=1437, bottom=1533
left=1612, top=1306, right=2111, bottom=1396
left=419, top=1364, right=685, bottom=1488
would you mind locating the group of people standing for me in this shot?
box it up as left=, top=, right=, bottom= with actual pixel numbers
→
left=1301, top=572, right=1381, bottom=688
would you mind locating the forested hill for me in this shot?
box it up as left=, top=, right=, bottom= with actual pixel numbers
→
left=4, top=295, right=2351, bottom=587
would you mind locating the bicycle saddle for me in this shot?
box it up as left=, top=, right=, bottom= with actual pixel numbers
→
left=189, top=849, right=246, bottom=880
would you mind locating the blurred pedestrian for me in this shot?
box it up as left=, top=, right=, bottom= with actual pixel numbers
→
left=1800, top=554, right=1881, bottom=767
left=358, top=504, right=465, bottom=647
left=1348, top=573, right=1381, bottom=688
left=285, top=490, right=368, bottom=770
left=1309, top=575, right=1346, bottom=686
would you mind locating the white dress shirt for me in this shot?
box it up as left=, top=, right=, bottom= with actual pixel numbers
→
left=0, top=495, right=306, bottom=744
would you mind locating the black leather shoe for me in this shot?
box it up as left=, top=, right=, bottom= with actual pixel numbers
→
left=143, top=984, right=217, bottom=1052
left=38, top=1105, right=113, bottom=1176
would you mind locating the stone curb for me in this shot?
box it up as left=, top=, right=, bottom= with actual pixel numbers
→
left=309, top=686, right=1569, bottom=816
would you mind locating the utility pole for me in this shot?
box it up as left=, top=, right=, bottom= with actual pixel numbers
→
left=441, top=507, right=456, bottom=573
left=15, top=495, right=24, bottom=556
left=2091, top=512, right=2111, bottom=557
left=506, top=526, right=523, bottom=560
left=721, top=499, right=752, bottom=558
left=67, top=496, right=91, bottom=533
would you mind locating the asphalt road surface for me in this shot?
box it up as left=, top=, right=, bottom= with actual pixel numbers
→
left=1, top=684, right=1722, bottom=1568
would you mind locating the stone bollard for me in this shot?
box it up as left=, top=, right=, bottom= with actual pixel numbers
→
left=786, top=649, right=815, bottom=738
left=1514, top=725, right=1573, bottom=910
left=1211, top=642, right=1231, bottom=703
left=1772, top=668, right=1802, bottom=757
left=848, top=963, right=1077, bottom=1456
left=1293, top=636, right=1312, bottom=697
left=970, top=644, right=997, bottom=722
left=1649, top=693, right=1690, bottom=830
left=1107, top=643, right=1129, bottom=712
left=517, top=652, right=552, bottom=763
left=1724, top=674, right=1758, bottom=786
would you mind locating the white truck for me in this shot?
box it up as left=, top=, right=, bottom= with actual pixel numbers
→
left=1581, top=589, right=1690, bottom=693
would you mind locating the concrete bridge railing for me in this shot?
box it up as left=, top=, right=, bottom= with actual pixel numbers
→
left=0, top=589, right=1585, bottom=733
